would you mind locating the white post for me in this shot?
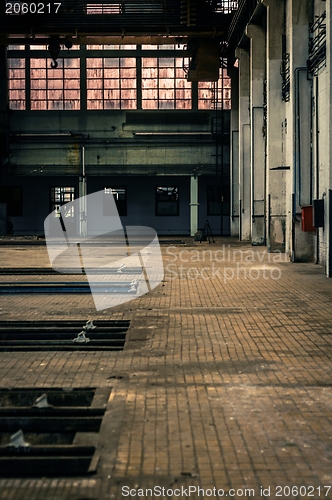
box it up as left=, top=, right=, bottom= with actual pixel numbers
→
left=79, top=145, right=87, bottom=237
left=190, top=175, right=199, bottom=236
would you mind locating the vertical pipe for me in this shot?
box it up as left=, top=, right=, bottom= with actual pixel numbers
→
left=79, top=144, right=87, bottom=238
left=82, top=144, right=85, bottom=177
left=315, top=76, right=320, bottom=264
left=220, top=64, right=224, bottom=237
left=291, top=193, right=295, bottom=262
left=268, top=193, right=271, bottom=251
left=293, top=67, right=307, bottom=262
left=239, top=198, right=242, bottom=241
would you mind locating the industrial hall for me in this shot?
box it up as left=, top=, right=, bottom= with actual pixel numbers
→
left=1, top=1, right=332, bottom=499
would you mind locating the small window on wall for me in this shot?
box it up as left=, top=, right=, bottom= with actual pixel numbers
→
left=8, top=59, right=26, bottom=110
left=50, top=187, right=75, bottom=217
left=104, top=187, right=127, bottom=216
left=156, top=186, right=179, bottom=216
left=0, top=186, right=23, bottom=216
left=207, top=186, right=222, bottom=216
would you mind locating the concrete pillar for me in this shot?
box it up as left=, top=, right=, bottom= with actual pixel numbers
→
left=327, top=0, right=332, bottom=276
left=190, top=175, right=199, bottom=236
left=285, top=0, right=313, bottom=262
left=235, top=47, right=251, bottom=241
left=246, top=24, right=266, bottom=246
left=229, top=66, right=239, bottom=237
left=262, top=0, right=287, bottom=252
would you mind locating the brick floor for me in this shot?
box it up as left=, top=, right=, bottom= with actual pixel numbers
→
left=0, top=238, right=332, bottom=499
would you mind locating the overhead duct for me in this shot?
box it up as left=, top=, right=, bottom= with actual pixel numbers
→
left=186, top=37, right=220, bottom=81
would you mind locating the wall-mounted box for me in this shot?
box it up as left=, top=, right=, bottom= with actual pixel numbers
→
left=301, top=205, right=315, bottom=232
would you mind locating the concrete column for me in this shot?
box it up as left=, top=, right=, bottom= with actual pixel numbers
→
left=262, top=0, right=287, bottom=252
left=235, top=47, right=251, bottom=241
left=327, top=0, right=332, bottom=276
left=190, top=175, right=199, bottom=236
left=286, top=0, right=313, bottom=262
left=246, top=24, right=266, bottom=246
left=229, top=66, right=239, bottom=237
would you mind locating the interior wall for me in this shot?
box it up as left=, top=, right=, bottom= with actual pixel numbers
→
left=2, top=174, right=230, bottom=236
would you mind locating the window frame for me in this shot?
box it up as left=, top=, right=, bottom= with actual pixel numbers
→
left=141, top=56, right=192, bottom=110
left=30, top=57, right=80, bottom=110
left=87, top=57, right=137, bottom=110
left=155, top=186, right=179, bottom=216
left=50, top=186, right=76, bottom=217
left=0, top=186, right=23, bottom=216
left=7, top=46, right=231, bottom=111
left=104, top=186, right=127, bottom=216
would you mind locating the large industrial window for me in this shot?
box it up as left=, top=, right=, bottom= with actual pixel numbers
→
left=0, top=186, right=23, bottom=216
left=141, top=44, right=185, bottom=50
left=198, top=69, right=231, bottom=110
left=156, top=186, right=179, bottom=216
left=142, top=57, right=191, bottom=109
left=87, top=58, right=136, bottom=109
left=7, top=46, right=231, bottom=111
left=86, top=3, right=122, bottom=14
left=30, top=58, right=80, bottom=110
left=50, top=187, right=75, bottom=217
left=104, top=187, right=127, bottom=216
left=8, top=58, right=26, bottom=110
left=86, top=44, right=136, bottom=50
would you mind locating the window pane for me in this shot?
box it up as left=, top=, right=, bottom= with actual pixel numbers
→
left=104, top=187, right=127, bottom=216
left=30, top=58, right=80, bottom=110
left=0, top=187, right=23, bottom=216
left=156, top=187, right=179, bottom=216
left=198, top=68, right=231, bottom=110
left=50, top=187, right=75, bottom=217
left=142, top=57, right=190, bottom=110
left=8, top=58, right=25, bottom=110
left=87, top=57, right=136, bottom=109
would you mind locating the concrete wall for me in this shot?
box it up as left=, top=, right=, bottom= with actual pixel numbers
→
left=7, top=111, right=221, bottom=175
left=3, top=108, right=231, bottom=236
left=2, top=174, right=228, bottom=236
left=229, top=0, right=331, bottom=269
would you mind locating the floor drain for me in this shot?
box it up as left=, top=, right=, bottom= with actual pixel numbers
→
left=0, top=320, right=130, bottom=351
left=0, top=387, right=110, bottom=478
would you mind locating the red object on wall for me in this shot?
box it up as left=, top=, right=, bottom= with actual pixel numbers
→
left=301, top=205, right=316, bottom=232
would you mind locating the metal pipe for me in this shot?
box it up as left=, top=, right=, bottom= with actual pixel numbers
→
left=294, top=67, right=307, bottom=210
left=315, top=76, right=319, bottom=264
left=251, top=106, right=264, bottom=225
left=82, top=144, right=85, bottom=178
left=292, top=66, right=307, bottom=262
left=10, top=133, right=73, bottom=137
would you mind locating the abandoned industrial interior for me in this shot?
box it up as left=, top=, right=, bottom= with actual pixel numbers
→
left=1, top=0, right=332, bottom=498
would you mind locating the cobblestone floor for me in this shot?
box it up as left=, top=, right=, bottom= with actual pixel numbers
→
left=0, top=238, right=332, bottom=500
